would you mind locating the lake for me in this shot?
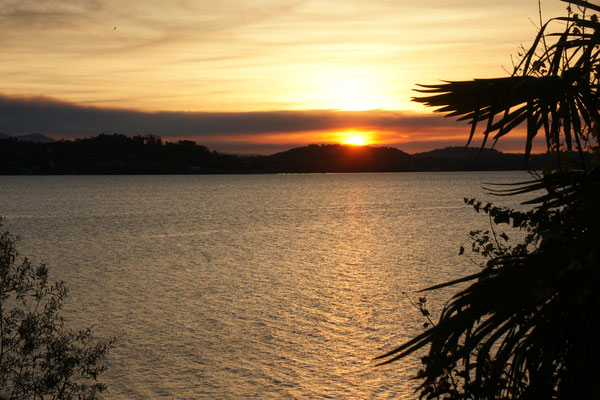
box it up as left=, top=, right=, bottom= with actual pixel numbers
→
left=0, top=172, right=535, bottom=399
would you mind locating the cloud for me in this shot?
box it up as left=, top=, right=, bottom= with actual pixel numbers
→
left=1, top=93, right=544, bottom=154
left=0, top=0, right=104, bottom=31
left=0, top=92, right=457, bottom=135
left=1, top=0, right=568, bottom=116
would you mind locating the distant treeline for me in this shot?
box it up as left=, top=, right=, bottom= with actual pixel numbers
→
left=0, top=133, right=580, bottom=174
left=1, top=134, right=255, bottom=174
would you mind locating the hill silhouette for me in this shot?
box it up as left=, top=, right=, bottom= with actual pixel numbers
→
left=263, top=144, right=413, bottom=172
left=412, top=146, right=544, bottom=171
left=1, top=133, right=561, bottom=174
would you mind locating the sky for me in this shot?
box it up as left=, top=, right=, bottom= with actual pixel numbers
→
left=1, top=0, right=567, bottom=154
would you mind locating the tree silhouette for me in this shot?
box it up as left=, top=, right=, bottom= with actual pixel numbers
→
left=1, top=219, right=113, bottom=399
left=376, top=1, right=600, bottom=399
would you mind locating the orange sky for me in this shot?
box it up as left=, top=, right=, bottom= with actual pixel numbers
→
left=0, top=0, right=567, bottom=154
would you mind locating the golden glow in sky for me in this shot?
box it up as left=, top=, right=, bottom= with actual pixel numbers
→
left=0, top=0, right=566, bottom=153
left=303, top=68, right=401, bottom=111
left=0, top=0, right=566, bottom=112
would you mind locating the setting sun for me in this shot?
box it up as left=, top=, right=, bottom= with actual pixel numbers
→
left=344, top=135, right=367, bottom=146
left=336, top=130, right=373, bottom=146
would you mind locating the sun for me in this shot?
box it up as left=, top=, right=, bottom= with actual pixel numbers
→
left=337, top=130, right=373, bottom=146
left=344, top=135, right=367, bottom=146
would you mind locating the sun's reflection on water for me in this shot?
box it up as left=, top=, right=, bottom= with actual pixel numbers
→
left=0, top=172, right=535, bottom=398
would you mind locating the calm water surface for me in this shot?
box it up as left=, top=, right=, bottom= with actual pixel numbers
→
left=0, top=172, right=534, bottom=399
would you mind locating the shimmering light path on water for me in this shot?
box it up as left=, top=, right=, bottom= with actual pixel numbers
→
left=0, top=172, right=534, bottom=398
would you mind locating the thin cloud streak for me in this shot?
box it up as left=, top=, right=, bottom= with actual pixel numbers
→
left=0, top=0, right=567, bottom=112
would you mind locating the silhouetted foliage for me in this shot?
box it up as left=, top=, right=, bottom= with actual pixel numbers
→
left=0, top=219, right=114, bottom=399
left=1, top=134, right=563, bottom=174
left=377, top=1, right=600, bottom=399
left=0, top=134, right=261, bottom=174
left=413, top=1, right=600, bottom=165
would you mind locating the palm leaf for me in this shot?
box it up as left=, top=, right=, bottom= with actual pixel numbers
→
left=380, top=4, right=600, bottom=398
left=563, top=0, right=600, bottom=13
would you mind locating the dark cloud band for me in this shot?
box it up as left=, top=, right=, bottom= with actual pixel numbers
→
left=0, top=93, right=458, bottom=138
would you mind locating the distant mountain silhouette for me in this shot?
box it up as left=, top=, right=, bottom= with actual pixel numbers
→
left=0, top=134, right=571, bottom=174
left=17, top=133, right=56, bottom=143
left=0, top=133, right=56, bottom=143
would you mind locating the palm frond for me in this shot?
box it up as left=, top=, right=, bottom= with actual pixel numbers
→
left=379, top=4, right=600, bottom=398
left=412, top=11, right=600, bottom=162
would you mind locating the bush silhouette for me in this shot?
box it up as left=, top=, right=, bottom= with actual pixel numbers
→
left=0, top=219, right=113, bottom=399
